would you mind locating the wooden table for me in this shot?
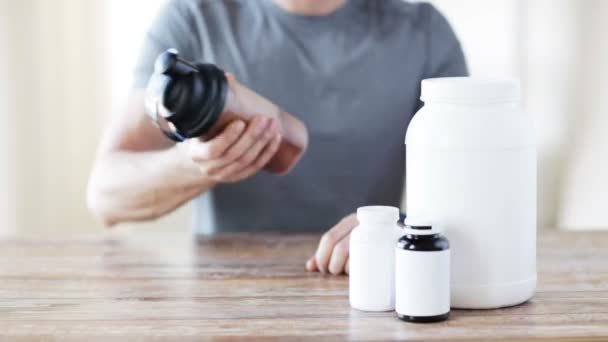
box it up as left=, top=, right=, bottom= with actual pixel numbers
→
left=0, top=230, right=607, bottom=341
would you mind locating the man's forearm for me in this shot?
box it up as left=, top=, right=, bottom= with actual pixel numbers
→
left=87, top=145, right=215, bottom=226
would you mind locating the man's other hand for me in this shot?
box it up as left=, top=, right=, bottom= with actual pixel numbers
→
left=306, top=213, right=358, bottom=275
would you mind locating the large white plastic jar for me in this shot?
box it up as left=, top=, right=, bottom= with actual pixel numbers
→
left=405, top=78, right=537, bottom=309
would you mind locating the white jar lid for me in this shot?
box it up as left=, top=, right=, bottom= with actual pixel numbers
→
left=421, top=77, right=521, bottom=104
left=357, top=206, right=400, bottom=223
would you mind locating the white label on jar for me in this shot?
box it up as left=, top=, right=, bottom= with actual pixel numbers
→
left=395, top=249, right=450, bottom=317
left=349, top=240, right=395, bottom=312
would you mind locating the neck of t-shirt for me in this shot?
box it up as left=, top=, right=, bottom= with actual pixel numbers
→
left=270, top=0, right=348, bottom=16
left=263, top=0, right=361, bottom=26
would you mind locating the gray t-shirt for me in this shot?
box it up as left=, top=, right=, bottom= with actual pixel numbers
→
left=134, top=0, right=468, bottom=234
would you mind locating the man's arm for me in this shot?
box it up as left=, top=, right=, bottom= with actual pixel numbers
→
left=87, top=90, right=281, bottom=226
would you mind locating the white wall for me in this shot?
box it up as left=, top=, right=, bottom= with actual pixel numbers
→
left=521, top=0, right=586, bottom=230
left=558, top=0, right=608, bottom=230
left=0, top=6, right=17, bottom=235
left=429, top=0, right=522, bottom=78
left=107, top=0, right=166, bottom=105
left=0, top=0, right=110, bottom=235
left=0, top=0, right=182, bottom=235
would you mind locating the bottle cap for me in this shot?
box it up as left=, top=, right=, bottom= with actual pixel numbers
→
left=403, top=217, right=439, bottom=235
left=421, top=77, right=521, bottom=104
left=154, top=49, right=199, bottom=76
left=357, top=206, right=400, bottom=224
left=144, top=49, right=228, bottom=142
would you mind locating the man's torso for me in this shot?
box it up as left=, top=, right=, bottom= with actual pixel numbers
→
left=135, top=0, right=466, bottom=233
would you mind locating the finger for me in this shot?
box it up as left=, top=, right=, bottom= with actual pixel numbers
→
left=328, top=235, right=350, bottom=275
left=306, top=256, right=317, bottom=272
left=188, top=120, right=245, bottom=162
left=345, top=258, right=350, bottom=275
left=315, top=214, right=358, bottom=274
left=224, top=133, right=281, bottom=183
left=208, top=116, right=271, bottom=174
left=226, top=119, right=278, bottom=174
left=251, top=133, right=282, bottom=171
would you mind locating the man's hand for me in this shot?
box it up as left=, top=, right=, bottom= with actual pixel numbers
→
left=182, top=115, right=282, bottom=184
left=306, top=214, right=358, bottom=275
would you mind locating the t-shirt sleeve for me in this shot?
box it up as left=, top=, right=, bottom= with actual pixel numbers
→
left=422, top=3, right=469, bottom=79
left=132, top=0, right=199, bottom=88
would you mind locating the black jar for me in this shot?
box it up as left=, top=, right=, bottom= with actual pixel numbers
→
left=395, top=220, right=450, bottom=323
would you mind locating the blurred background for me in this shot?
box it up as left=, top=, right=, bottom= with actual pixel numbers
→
left=0, top=0, right=606, bottom=236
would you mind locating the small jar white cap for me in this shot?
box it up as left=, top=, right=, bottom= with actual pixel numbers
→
left=421, top=77, right=521, bottom=104
left=357, top=206, right=400, bottom=223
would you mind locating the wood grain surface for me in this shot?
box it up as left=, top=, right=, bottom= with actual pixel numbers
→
left=0, top=230, right=607, bottom=341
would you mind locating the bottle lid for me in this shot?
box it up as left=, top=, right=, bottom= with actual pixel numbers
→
left=144, top=49, right=228, bottom=142
left=403, top=217, right=439, bottom=236
left=421, top=77, right=521, bottom=104
left=357, top=206, right=400, bottom=224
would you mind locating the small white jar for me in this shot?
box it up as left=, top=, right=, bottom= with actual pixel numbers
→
left=349, top=206, right=402, bottom=312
